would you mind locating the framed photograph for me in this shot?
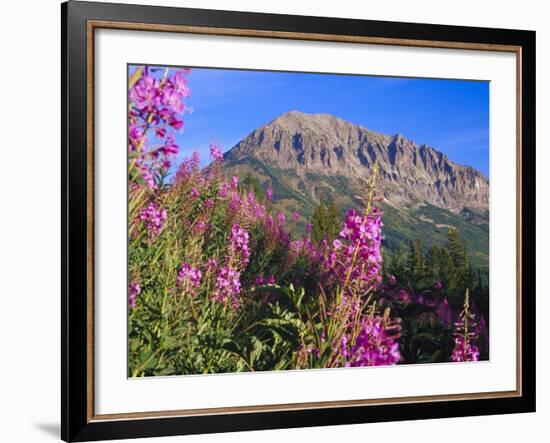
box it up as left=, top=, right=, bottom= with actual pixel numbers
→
left=62, top=1, right=535, bottom=441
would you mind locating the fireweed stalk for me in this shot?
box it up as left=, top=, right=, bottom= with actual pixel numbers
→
left=296, top=163, right=401, bottom=368
left=451, top=289, right=480, bottom=362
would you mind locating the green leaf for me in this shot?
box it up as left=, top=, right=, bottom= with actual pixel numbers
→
left=249, top=336, right=264, bottom=365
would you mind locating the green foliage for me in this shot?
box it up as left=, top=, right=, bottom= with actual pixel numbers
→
left=407, top=239, right=425, bottom=285
left=240, top=171, right=263, bottom=199
left=385, top=228, right=488, bottom=318
left=398, top=305, right=454, bottom=364
left=311, top=199, right=340, bottom=244
left=382, top=203, right=489, bottom=273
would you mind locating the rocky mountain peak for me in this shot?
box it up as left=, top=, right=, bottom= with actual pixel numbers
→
left=224, top=111, right=489, bottom=214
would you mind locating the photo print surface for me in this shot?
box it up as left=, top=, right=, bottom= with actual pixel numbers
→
left=127, top=65, right=489, bottom=377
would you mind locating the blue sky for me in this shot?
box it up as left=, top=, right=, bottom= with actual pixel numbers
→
left=134, top=66, right=489, bottom=177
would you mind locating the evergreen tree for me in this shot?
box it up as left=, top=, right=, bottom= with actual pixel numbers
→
left=425, top=245, right=441, bottom=283
left=382, top=249, right=393, bottom=276
left=241, top=171, right=262, bottom=198
left=311, top=199, right=340, bottom=243
left=390, top=242, right=409, bottom=281
left=438, top=248, right=453, bottom=291
left=447, top=228, right=468, bottom=271
left=407, top=238, right=425, bottom=289
left=445, top=228, right=472, bottom=303
left=326, top=200, right=339, bottom=235
left=475, top=269, right=484, bottom=294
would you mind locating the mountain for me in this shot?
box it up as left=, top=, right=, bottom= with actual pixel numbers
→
left=221, top=111, right=489, bottom=269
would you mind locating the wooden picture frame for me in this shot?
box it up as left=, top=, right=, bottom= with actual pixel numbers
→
left=62, top=1, right=535, bottom=441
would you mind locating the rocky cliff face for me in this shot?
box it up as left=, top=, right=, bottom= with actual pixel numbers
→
left=225, top=111, right=489, bottom=214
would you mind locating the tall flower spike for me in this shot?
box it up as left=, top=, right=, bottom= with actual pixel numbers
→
left=138, top=202, right=167, bottom=239
left=128, top=67, right=190, bottom=179
left=209, top=138, right=224, bottom=162
left=177, top=262, right=202, bottom=296
left=323, top=161, right=383, bottom=301
left=451, top=289, right=480, bottom=362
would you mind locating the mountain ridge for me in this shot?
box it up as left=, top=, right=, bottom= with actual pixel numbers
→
left=225, top=111, right=489, bottom=215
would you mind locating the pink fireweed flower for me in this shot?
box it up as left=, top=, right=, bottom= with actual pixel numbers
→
left=209, top=142, right=224, bottom=162
left=128, top=124, right=143, bottom=152
left=305, top=223, right=313, bottom=234
left=451, top=290, right=480, bottom=362
left=451, top=336, right=480, bottom=362
left=138, top=202, right=167, bottom=239
left=177, top=263, right=202, bottom=296
left=197, top=175, right=212, bottom=190
left=228, top=224, right=250, bottom=267
left=289, top=239, right=304, bottom=257
left=277, top=227, right=290, bottom=248
left=230, top=176, right=239, bottom=189
left=288, top=239, right=322, bottom=267
left=266, top=185, right=273, bottom=201
left=193, top=220, right=208, bottom=234
left=163, top=93, right=185, bottom=114
left=292, top=211, right=300, bottom=221
left=159, top=70, right=190, bottom=114
left=340, top=334, right=349, bottom=358
left=160, top=133, right=179, bottom=156
left=398, top=288, right=411, bottom=304
left=206, top=257, right=218, bottom=271
left=169, top=116, right=183, bottom=130
left=140, top=164, right=156, bottom=190
left=161, top=92, right=184, bottom=116
left=239, top=192, right=268, bottom=222
left=323, top=208, right=383, bottom=297
left=212, top=265, right=242, bottom=310
left=128, top=68, right=191, bottom=199
left=189, top=188, right=200, bottom=199
left=302, top=238, right=322, bottom=260
left=130, top=75, right=162, bottom=112
left=252, top=202, right=266, bottom=219
left=155, top=127, right=167, bottom=139
left=228, top=192, right=242, bottom=213
left=218, top=181, right=230, bottom=198
left=174, top=151, right=200, bottom=184
left=172, top=70, right=190, bottom=98
left=345, top=316, right=401, bottom=367
left=191, top=151, right=200, bottom=166
left=128, top=281, right=141, bottom=309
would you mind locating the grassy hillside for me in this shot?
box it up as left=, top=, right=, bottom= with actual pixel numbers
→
left=382, top=203, right=489, bottom=272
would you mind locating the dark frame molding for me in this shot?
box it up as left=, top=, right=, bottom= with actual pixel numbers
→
left=62, top=1, right=536, bottom=441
